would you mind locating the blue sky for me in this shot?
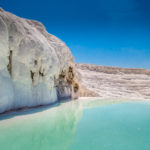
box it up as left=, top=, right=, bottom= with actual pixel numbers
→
left=0, top=0, right=150, bottom=69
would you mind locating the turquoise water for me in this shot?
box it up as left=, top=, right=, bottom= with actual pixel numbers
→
left=0, top=99, right=150, bottom=150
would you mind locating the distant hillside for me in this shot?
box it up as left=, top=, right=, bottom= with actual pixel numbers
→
left=77, top=63, right=150, bottom=100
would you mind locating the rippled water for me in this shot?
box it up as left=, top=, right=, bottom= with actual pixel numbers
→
left=0, top=99, right=150, bottom=150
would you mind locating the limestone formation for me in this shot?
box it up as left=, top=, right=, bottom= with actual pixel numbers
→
left=0, top=8, right=79, bottom=113
left=77, top=63, right=150, bottom=100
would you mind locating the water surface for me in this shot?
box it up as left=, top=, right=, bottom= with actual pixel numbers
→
left=0, top=99, right=150, bottom=150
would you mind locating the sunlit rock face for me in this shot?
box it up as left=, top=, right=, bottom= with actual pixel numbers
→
left=77, top=63, right=150, bottom=100
left=0, top=8, right=79, bottom=113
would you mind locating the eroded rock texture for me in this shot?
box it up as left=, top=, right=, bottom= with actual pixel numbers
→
left=0, top=8, right=79, bottom=113
left=77, top=63, right=150, bottom=100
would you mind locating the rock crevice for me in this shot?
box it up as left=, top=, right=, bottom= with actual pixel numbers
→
left=7, top=50, right=12, bottom=77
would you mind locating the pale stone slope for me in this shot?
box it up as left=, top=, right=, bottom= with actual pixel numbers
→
left=77, top=63, right=150, bottom=100
left=0, top=8, right=79, bottom=113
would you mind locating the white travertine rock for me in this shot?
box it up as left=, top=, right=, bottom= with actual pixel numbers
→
left=77, top=63, right=150, bottom=100
left=0, top=8, right=79, bottom=113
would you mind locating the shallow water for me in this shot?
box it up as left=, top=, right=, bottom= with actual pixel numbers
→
left=0, top=99, right=150, bottom=150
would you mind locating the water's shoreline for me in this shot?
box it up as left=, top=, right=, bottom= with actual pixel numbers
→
left=79, top=97, right=150, bottom=101
left=0, top=97, right=149, bottom=117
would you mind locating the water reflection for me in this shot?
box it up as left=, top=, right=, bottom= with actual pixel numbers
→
left=0, top=100, right=83, bottom=150
left=0, top=99, right=139, bottom=150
